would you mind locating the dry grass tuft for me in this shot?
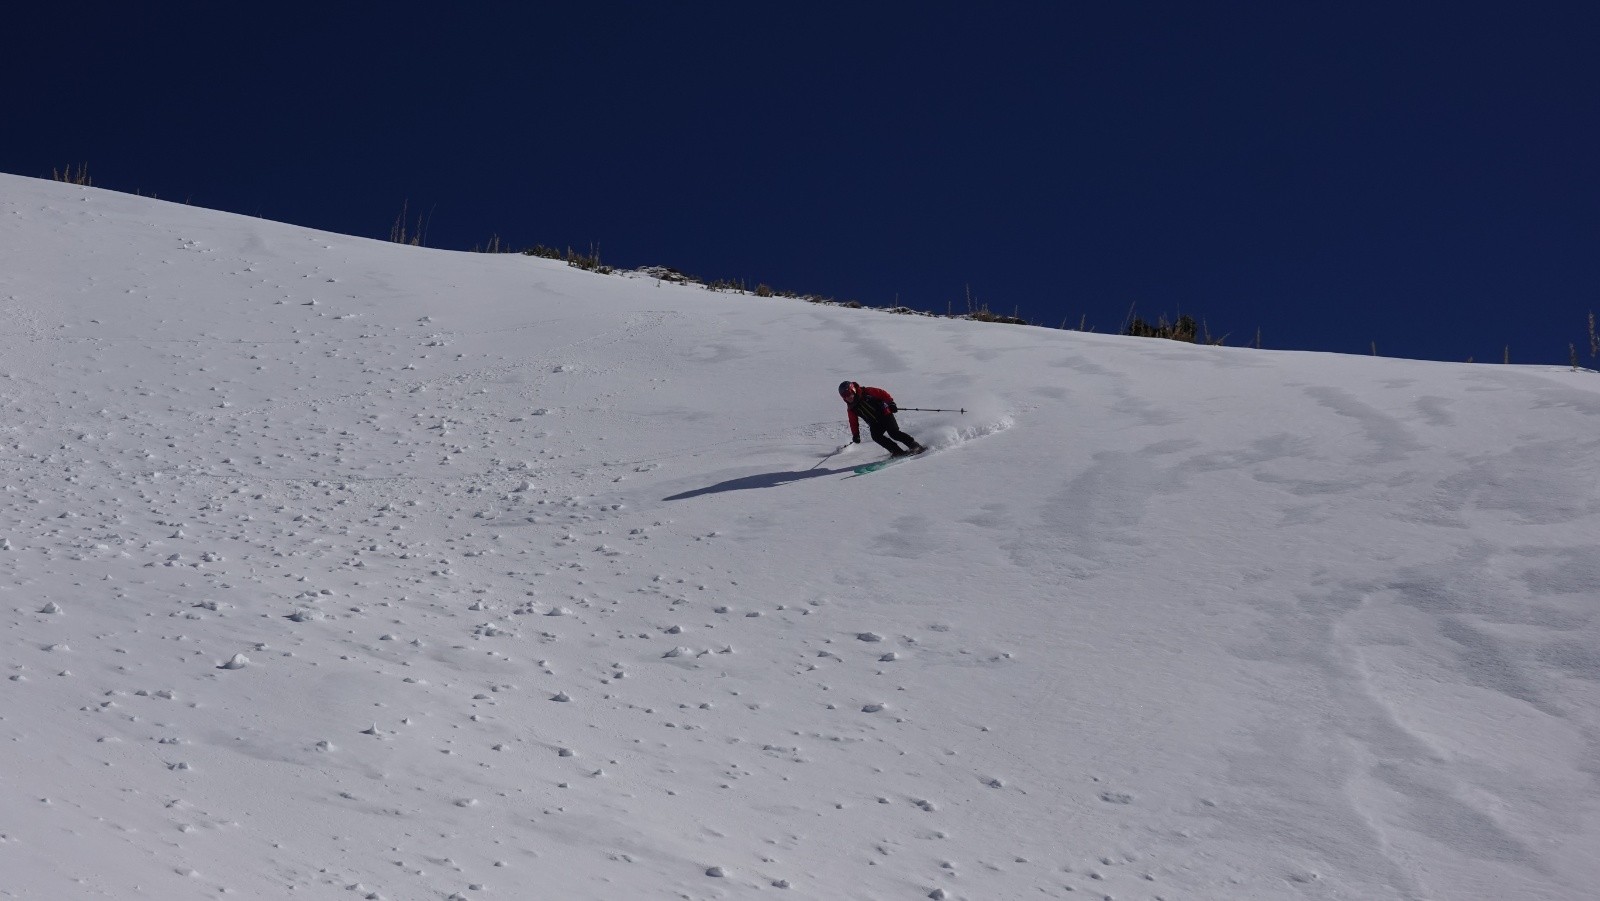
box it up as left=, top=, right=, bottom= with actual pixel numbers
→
left=52, top=163, right=91, bottom=186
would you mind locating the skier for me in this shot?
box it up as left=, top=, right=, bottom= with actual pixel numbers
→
left=839, top=380, right=925, bottom=457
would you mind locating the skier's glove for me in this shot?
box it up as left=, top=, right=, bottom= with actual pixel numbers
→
left=888, top=403, right=898, bottom=413
left=852, top=435, right=861, bottom=444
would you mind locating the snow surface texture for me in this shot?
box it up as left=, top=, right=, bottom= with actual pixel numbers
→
left=2, top=173, right=1598, bottom=900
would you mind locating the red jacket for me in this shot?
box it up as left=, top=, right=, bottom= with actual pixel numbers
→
left=845, top=386, right=896, bottom=441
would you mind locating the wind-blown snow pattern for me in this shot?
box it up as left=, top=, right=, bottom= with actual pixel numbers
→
left=2, top=173, right=1598, bottom=900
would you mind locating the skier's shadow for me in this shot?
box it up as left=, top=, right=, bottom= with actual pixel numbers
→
left=662, top=467, right=850, bottom=501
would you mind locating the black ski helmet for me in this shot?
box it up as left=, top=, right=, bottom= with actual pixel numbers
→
left=838, top=380, right=858, bottom=398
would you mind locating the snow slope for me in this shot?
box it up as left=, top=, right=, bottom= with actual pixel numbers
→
left=2, top=173, right=1598, bottom=900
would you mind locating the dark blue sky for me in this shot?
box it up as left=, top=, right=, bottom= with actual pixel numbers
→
left=7, top=2, right=1597, bottom=363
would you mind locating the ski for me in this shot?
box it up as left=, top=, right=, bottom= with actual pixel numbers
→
left=849, top=447, right=927, bottom=476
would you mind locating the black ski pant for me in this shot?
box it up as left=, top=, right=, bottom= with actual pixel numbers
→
left=867, top=415, right=918, bottom=454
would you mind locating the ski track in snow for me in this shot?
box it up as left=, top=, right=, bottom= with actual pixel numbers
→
left=2, top=175, right=1599, bottom=900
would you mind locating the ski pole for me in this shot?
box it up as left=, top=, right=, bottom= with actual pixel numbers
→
left=809, top=444, right=847, bottom=471
left=897, top=407, right=965, bottom=414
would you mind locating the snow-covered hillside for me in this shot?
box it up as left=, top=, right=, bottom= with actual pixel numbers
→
left=2, top=173, right=1598, bottom=900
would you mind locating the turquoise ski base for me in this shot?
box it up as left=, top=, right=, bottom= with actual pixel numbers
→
left=851, top=460, right=895, bottom=475
left=849, top=448, right=927, bottom=475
